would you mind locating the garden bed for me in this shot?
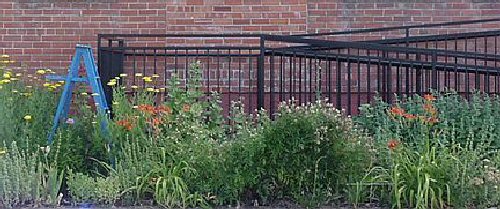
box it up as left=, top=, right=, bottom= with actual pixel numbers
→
left=0, top=58, right=499, bottom=209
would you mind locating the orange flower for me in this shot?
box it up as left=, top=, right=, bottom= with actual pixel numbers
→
left=389, top=107, right=405, bottom=116
left=426, top=117, right=439, bottom=125
left=423, top=103, right=437, bottom=116
left=387, top=139, right=400, bottom=151
left=424, top=94, right=436, bottom=102
left=116, top=119, right=133, bottom=131
left=403, top=113, right=417, bottom=119
left=138, top=104, right=155, bottom=115
left=182, top=104, right=190, bottom=112
left=155, top=105, right=172, bottom=115
left=151, top=117, right=162, bottom=126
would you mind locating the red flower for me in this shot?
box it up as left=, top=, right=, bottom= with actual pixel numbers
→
left=389, top=107, right=405, bottom=116
left=424, top=94, right=436, bottom=102
left=387, top=139, right=400, bottom=151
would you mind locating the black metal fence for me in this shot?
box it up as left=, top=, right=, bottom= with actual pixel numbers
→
left=98, top=18, right=500, bottom=116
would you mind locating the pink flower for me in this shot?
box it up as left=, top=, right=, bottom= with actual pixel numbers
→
left=65, top=118, right=75, bottom=124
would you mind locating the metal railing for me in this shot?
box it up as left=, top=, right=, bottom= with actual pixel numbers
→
left=98, top=18, right=500, bottom=116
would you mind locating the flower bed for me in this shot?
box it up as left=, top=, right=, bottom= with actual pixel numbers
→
left=0, top=56, right=498, bottom=209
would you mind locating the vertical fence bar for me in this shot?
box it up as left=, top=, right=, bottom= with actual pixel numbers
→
left=257, top=36, right=265, bottom=110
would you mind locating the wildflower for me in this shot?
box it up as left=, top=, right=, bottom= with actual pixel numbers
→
left=36, top=69, right=46, bottom=75
left=182, top=104, right=191, bottom=112
left=389, top=106, right=405, bottom=116
left=135, top=73, right=143, bottom=77
left=146, top=87, right=154, bottom=92
left=119, top=73, right=128, bottom=77
left=107, top=80, right=117, bottom=86
left=423, top=103, right=437, bottom=116
left=24, top=115, right=33, bottom=122
left=131, top=85, right=138, bottom=89
left=152, top=74, right=160, bottom=78
left=427, top=117, right=439, bottom=124
left=3, top=72, right=11, bottom=79
left=424, top=94, right=436, bottom=102
left=15, top=73, right=21, bottom=77
left=155, top=105, right=172, bottom=115
left=91, top=93, right=99, bottom=96
left=81, top=92, right=88, bottom=96
left=116, top=119, right=133, bottom=131
left=137, top=104, right=156, bottom=115
left=2, top=79, right=10, bottom=84
left=150, top=117, right=162, bottom=126
left=387, top=139, right=400, bottom=151
left=0, top=149, right=5, bottom=155
left=65, top=118, right=75, bottom=124
left=143, top=77, right=153, bottom=82
left=1, top=55, right=9, bottom=58
left=43, top=83, right=51, bottom=87
left=159, top=87, right=166, bottom=92
left=403, top=113, right=417, bottom=120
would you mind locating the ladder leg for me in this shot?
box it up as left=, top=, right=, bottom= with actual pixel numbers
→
left=47, top=51, right=81, bottom=144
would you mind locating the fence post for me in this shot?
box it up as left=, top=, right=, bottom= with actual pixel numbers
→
left=257, top=35, right=265, bottom=110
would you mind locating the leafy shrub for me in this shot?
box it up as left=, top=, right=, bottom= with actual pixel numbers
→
left=250, top=100, right=372, bottom=207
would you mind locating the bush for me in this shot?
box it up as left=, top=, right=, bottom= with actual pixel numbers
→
left=250, top=100, right=372, bottom=207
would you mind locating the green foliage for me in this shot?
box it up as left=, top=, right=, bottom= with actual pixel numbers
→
left=251, top=100, right=372, bottom=207
left=356, top=92, right=500, bottom=208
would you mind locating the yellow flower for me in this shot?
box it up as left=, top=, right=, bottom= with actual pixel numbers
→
left=81, top=92, right=88, bottom=96
left=146, top=87, right=154, bottom=92
left=131, top=85, right=138, bottom=89
left=15, top=73, right=22, bottom=77
left=3, top=72, right=11, bottom=79
left=159, top=87, right=166, bottom=92
left=112, top=102, right=119, bottom=105
left=107, top=81, right=117, bottom=86
left=2, top=60, right=9, bottom=64
left=54, top=83, right=62, bottom=87
left=36, top=69, right=46, bottom=75
left=114, top=77, right=120, bottom=80
left=10, top=77, right=18, bottom=81
left=24, top=115, right=32, bottom=121
left=2, top=79, right=11, bottom=84
left=154, top=89, right=160, bottom=93
left=152, top=74, right=160, bottom=78
left=26, top=86, right=32, bottom=88
left=143, top=77, right=153, bottom=82
left=135, top=73, right=143, bottom=77
left=0, top=150, right=6, bottom=155
left=119, top=73, right=128, bottom=77
left=43, top=83, right=51, bottom=87
left=1, top=55, right=9, bottom=58
left=11, top=90, right=18, bottom=93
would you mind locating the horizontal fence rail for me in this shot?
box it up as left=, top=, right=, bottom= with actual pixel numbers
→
left=98, top=19, right=500, bottom=117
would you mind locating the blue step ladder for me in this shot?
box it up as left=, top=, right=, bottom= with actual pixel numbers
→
left=47, top=44, right=110, bottom=145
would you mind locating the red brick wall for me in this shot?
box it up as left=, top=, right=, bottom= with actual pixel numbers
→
left=1, top=0, right=500, bottom=71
